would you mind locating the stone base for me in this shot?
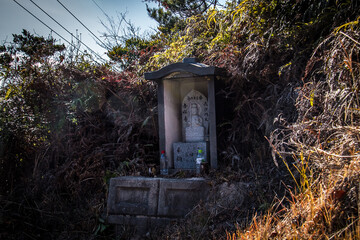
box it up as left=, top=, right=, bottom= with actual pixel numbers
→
left=185, top=126, right=205, bottom=142
left=173, top=142, right=208, bottom=169
left=167, top=168, right=195, bottom=174
left=107, top=177, right=209, bottom=235
left=107, top=176, right=159, bottom=216
left=108, top=215, right=175, bottom=235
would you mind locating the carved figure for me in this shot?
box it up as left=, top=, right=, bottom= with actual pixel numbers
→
left=182, top=90, right=208, bottom=142
left=189, top=103, right=203, bottom=127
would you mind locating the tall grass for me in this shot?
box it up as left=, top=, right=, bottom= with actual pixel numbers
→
left=226, top=19, right=360, bottom=240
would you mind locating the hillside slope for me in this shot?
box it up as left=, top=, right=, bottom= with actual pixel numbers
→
left=134, top=0, right=360, bottom=239
left=1, top=0, right=360, bottom=239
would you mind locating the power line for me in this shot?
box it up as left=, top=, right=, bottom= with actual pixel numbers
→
left=12, top=0, right=92, bottom=60
left=56, top=0, right=109, bottom=50
left=91, top=0, right=107, bottom=17
left=29, top=0, right=107, bottom=64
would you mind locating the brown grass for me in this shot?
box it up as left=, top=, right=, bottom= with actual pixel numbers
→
left=227, top=21, right=360, bottom=240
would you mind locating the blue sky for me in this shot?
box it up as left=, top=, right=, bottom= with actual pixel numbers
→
left=0, top=0, right=158, bottom=61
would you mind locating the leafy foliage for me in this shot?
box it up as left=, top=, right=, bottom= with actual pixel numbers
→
left=144, top=0, right=218, bottom=34
left=11, top=29, right=66, bottom=59
left=0, top=30, right=158, bottom=239
left=107, top=36, right=157, bottom=68
left=1, top=30, right=66, bottom=195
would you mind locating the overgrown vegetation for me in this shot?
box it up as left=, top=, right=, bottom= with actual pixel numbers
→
left=136, top=0, right=360, bottom=239
left=0, top=30, right=158, bottom=239
left=1, top=0, right=360, bottom=239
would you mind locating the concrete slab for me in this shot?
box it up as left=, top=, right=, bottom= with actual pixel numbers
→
left=158, top=178, right=209, bottom=217
left=107, top=177, right=159, bottom=216
left=107, top=176, right=210, bottom=234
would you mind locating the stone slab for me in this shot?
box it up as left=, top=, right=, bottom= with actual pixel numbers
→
left=107, top=176, right=210, bottom=235
left=182, top=89, right=209, bottom=143
left=110, top=215, right=175, bottom=235
left=173, top=142, right=207, bottom=169
left=157, top=178, right=209, bottom=217
left=185, top=126, right=205, bottom=142
left=107, top=177, right=159, bottom=216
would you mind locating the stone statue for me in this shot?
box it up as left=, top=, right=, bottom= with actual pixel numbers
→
left=182, top=90, right=208, bottom=142
left=189, top=103, right=203, bottom=127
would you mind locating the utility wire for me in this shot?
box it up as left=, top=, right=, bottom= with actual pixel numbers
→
left=56, top=0, right=109, bottom=50
left=91, top=0, right=107, bottom=17
left=12, top=0, right=92, bottom=61
left=29, top=0, right=107, bottom=64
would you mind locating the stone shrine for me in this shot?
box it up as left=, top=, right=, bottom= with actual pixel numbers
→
left=144, top=57, right=223, bottom=171
left=107, top=58, right=224, bottom=236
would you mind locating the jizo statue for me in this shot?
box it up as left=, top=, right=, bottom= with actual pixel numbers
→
left=182, top=90, right=208, bottom=143
left=189, top=103, right=203, bottom=127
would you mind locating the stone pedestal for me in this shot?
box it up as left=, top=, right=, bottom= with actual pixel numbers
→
left=185, top=126, right=205, bottom=142
left=107, top=176, right=209, bottom=234
left=107, top=177, right=159, bottom=216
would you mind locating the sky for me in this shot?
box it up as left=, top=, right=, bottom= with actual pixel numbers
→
left=0, top=0, right=159, bottom=62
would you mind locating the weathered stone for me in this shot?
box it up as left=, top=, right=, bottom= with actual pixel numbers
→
left=173, top=142, right=207, bottom=169
left=111, top=215, right=175, bottom=236
left=157, top=178, right=210, bottom=217
left=185, top=126, right=204, bottom=142
left=182, top=89, right=208, bottom=142
left=215, top=182, right=245, bottom=207
left=111, top=215, right=149, bottom=236
left=107, top=177, right=209, bottom=217
left=144, top=58, right=222, bottom=170
left=107, top=177, right=159, bottom=216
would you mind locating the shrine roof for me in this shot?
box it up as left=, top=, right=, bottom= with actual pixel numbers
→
left=144, top=58, right=224, bottom=81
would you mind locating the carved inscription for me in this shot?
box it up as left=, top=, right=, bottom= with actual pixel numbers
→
left=182, top=90, right=208, bottom=142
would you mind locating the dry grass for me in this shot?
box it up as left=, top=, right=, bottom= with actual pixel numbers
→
left=226, top=22, right=360, bottom=240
